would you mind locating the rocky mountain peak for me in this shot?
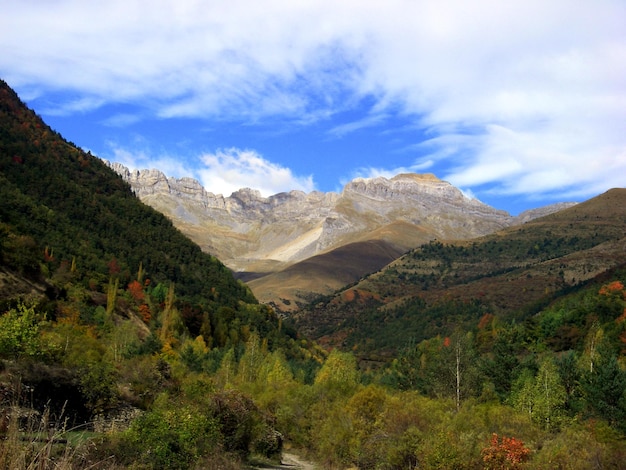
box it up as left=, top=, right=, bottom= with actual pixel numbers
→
left=343, top=173, right=475, bottom=206
left=391, top=173, right=441, bottom=182
left=515, top=202, right=579, bottom=223
left=230, top=188, right=265, bottom=206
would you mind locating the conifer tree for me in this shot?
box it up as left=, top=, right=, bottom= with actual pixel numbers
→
left=582, top=350, right=626, bottom=429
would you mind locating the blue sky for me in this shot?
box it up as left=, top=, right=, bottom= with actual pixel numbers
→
left=2, top=0, right=625, bottom=215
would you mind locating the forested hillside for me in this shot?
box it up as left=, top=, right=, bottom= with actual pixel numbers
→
left=0, top=81, right=256, bottom=307
left=1, top=79, right=626, bottom=469
left=0, top=79, right=320, bottom=467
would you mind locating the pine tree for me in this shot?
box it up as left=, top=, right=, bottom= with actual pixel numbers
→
left=582, top=350, right=626, bottom=430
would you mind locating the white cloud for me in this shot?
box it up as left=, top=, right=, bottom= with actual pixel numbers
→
left=2, top=0, right=625, bottom=202
left=104, top=142, right=315, bottom=197
left=197, top=148, right=315, bottom=197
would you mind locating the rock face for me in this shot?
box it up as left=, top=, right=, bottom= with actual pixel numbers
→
left=106, top=162, right=573, bottom=308
left=515, top=202, right=578, bottom=224
left=108, top=164, right=510, bottom=265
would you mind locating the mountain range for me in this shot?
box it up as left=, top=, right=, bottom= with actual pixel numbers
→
left=109, top=162, right=575, bottom=312
left=4, top=74, right=623, bottom=364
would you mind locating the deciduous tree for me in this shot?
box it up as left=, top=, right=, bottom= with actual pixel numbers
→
left=314, top=350, right=359, bottom=398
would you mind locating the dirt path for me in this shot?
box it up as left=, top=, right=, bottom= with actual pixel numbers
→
left=279, top=452, right=318, bottom=470
left=252, top=451, right=319, bottom=470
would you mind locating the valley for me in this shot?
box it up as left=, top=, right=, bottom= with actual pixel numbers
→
left=2, top=79, right=626, bottom=469
left=294, top=188, right=626, bottom=355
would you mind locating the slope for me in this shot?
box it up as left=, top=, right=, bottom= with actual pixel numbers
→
left=0, top=79, right=255, bottom=307
left=249, top=238, right=407, bottom=310
left=112, top=164, right=578, bottom=313
left=0, top=80, right=321, bottom=464
left=292, top=188, right=626, bottom=357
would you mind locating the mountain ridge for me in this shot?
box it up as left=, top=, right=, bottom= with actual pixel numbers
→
left=0, top=79, right=255, bottom=307
left=108, top=162, right=577, bottom=310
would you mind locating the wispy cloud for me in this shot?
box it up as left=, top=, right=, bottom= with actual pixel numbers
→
left=2, top=0, right=625, bottom=202
left=101, top=113, right=143, bottom=128
left=328, top=112, right=389, bottom=138
left=39, top=96, right=106, bottom=116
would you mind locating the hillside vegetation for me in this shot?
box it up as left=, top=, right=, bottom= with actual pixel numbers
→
left=1, top=79, right=626, bottom=469
left=0, top=79, right=319, bottom=467
left=295, top=189, right=626, bottom=357
left=0, top=82, right=257, bottom=307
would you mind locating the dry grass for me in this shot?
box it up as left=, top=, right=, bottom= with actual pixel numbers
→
left=0, top=401, right=110, bottom=470
left=250, top=239, right=405, bottom=312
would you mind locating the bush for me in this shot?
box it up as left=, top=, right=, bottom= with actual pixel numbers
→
left=0, top=303, right=43, bottom=360
left=209, top=389, right=276, bottom=458
left=481, top=433, right=530, bottom=470
left=115, top=397, right=221, bottom=469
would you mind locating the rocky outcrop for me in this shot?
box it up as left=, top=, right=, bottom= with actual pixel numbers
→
left=107, top=162, right=228, bottom=209
left=515, top=202, right=578, bottom=224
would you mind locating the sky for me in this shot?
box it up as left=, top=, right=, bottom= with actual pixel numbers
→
left=1, top=0, right=625, bottom=215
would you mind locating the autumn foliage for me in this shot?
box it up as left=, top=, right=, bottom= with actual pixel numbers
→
left=481, top=433, right=531, bottom=470
left=138, top=304, right=151, bottom=323
left=599, top=280, right=625, bottom=296
left=477, top=312, right=494, bottom=330
left=128, top=280, right=145, bottom=302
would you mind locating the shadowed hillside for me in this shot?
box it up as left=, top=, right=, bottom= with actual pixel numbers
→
left=248, top=239, right=407, bottom=310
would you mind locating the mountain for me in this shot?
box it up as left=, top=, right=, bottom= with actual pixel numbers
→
left=291, top=188, right=626, bottom=357
left=0, top=79, right=255, bottom=308
left=109, top=164, right=575, bottom=311
left=3, top=81, right=626, bottom=470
